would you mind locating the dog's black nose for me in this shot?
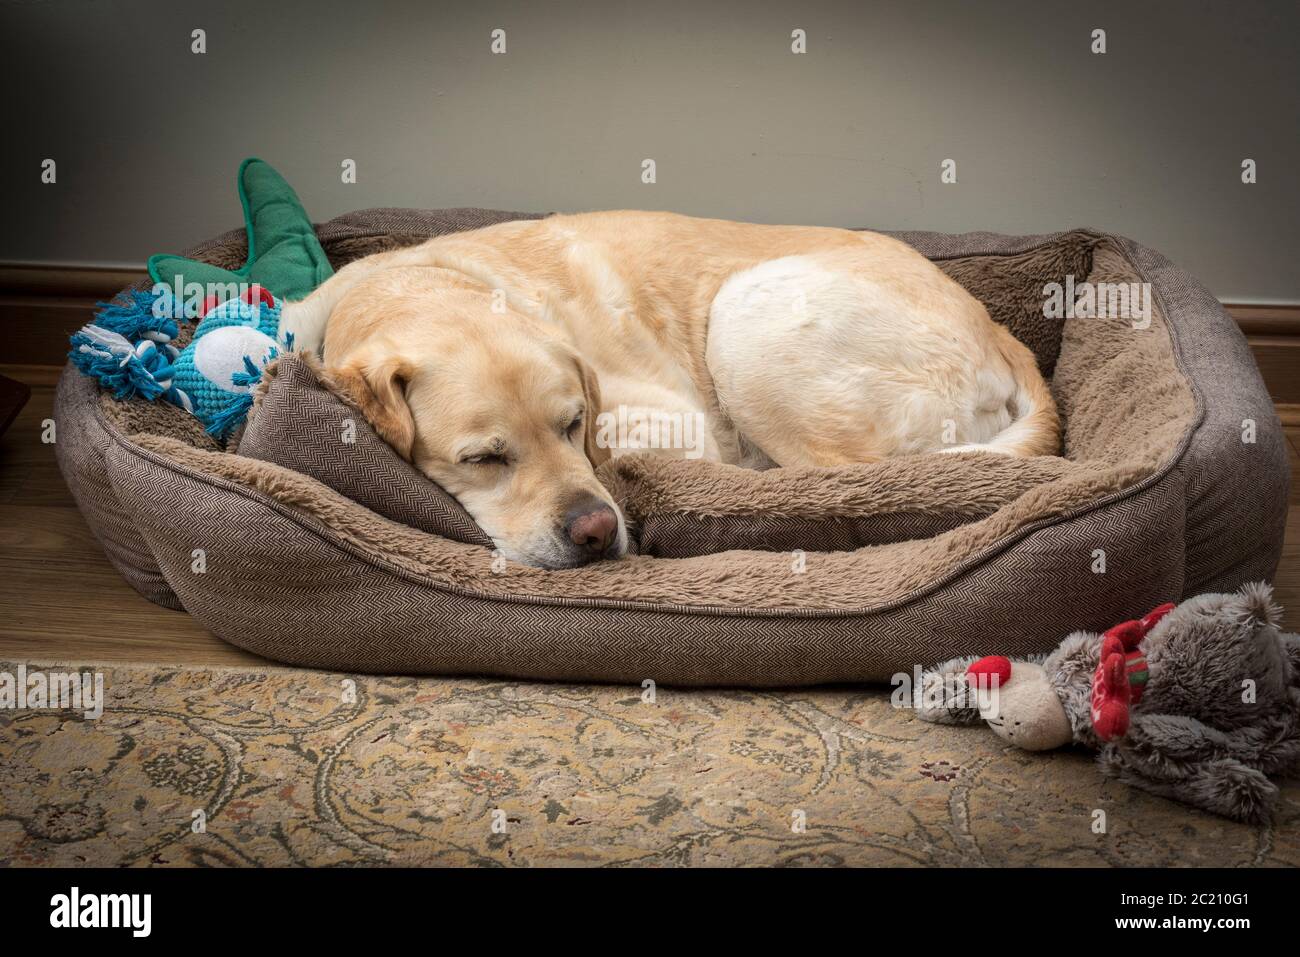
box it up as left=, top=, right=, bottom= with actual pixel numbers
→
left=564, top=496, right=618, bottom=554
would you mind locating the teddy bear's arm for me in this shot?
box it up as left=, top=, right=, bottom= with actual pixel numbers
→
left=1098, top=746, right=1278, bottom=824
left=1116, top=708, right=1300, bottom=775
left=1097, top=711, right=1296, bottom=824
left=1117, top=712, right=1246, bottom=763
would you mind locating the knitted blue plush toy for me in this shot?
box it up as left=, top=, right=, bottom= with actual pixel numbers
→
left=176, top=289, right=289, bottom=437
left=70, top=285, right=291, bottom=439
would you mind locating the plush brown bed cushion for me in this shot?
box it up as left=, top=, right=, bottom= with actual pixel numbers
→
left=603, top=453, right=1081, bottom=557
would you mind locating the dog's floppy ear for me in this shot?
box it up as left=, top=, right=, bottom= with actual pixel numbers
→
left=575, top=355, right=609, bottom=468
left=332, top=352, right=416, bottom=461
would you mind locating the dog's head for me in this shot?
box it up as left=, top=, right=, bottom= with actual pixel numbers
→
left=325, top=276, right=627, bottom=569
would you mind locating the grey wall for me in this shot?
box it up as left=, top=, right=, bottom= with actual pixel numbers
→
left=2, top=0, right=1296, bottom=302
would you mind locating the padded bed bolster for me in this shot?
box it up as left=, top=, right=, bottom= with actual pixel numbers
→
left=1115, top=238, right=1288, bottom=593
left=891, top=228, right=1287, bottom=598
left=54, top=367, right=182, bottom=610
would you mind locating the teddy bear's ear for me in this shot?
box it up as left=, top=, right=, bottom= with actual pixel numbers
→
left=915, top=656, right=987, bottom=726
left=1235, top=581, right=1282, bottom=630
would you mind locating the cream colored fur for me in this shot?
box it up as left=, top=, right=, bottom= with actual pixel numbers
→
left=279, top=211, right=1060, bottom=568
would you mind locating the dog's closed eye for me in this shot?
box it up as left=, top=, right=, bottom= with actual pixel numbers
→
left=462, top=452, right=508, bottom=466
left=459, top=436, right=509, bottom=467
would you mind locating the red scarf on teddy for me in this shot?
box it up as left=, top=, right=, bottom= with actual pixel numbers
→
left=1090, top=602, right=1176, bottom=741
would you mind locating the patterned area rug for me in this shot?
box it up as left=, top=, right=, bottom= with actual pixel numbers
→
left=2, top=661, right=1297, bottom=867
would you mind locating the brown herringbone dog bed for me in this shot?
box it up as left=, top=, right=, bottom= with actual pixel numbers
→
left=54, top=209, right=1288, bottom=684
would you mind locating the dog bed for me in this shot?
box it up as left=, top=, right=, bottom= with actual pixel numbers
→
left=54, top=209, right=1289, bottom=684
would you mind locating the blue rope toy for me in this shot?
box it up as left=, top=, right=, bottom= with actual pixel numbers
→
left=70, top=286, right=293, bottom=440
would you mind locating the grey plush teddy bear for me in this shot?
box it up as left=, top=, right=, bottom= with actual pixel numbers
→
left=916, top=582, right=1300, bottom=823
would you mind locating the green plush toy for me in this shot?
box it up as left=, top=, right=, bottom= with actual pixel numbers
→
left=71, top=158, right=333, bottom=438
left=148, top=157, right=333, bottom=303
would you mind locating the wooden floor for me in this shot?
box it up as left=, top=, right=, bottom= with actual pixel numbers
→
left=2, top=372, right=1299, bottom=666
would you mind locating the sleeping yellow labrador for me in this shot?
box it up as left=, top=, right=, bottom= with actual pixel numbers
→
left=280, top=212, right=1058, bottom=569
